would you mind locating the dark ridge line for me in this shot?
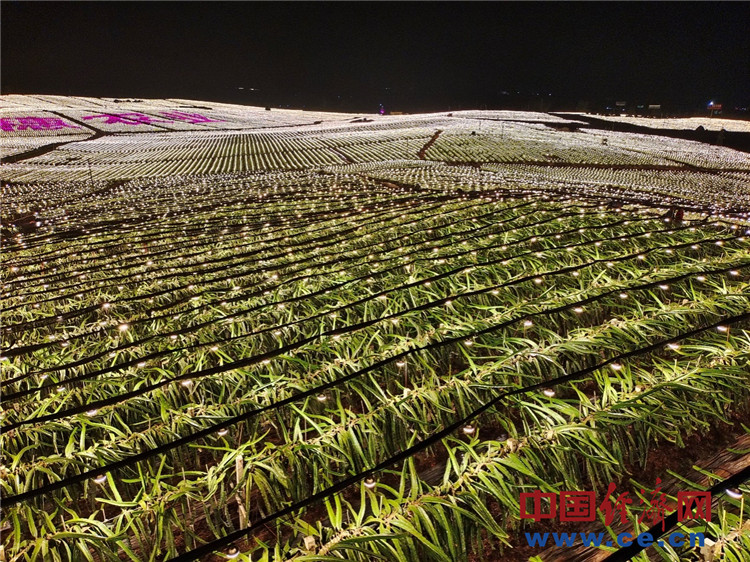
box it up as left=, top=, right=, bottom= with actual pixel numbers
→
left=328, top=146, right=354, bottom=164
left=551, top=112, right=750, bottom=154
left=2, top=134, right=99, bottom=164
left=418, top=129, right=443, bottom=160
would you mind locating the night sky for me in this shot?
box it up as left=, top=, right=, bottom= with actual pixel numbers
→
left=2, top=1, right=749, bottom=114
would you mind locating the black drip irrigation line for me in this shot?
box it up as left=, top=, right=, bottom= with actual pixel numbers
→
left=3, top=271, right=748, bottom=508
left=163, top=311, right=750, bottom=562
left=603, top=465, right=750, bottom=562
left=2, top=223, right=732, bottom=410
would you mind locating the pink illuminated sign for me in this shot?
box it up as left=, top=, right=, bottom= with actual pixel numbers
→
left=1, top=117, right=81, bottom=132
left=1, top=111, right=223, bottom=133
left=81, top=111, right=223, bottom=126
left=82, top=112, right=169, bottom=125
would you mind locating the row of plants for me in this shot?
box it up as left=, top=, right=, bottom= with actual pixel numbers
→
left=3, top=167, right=749, bottom=559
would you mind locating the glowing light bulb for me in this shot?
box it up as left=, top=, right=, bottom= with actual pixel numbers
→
left=725, top=488, right=743, bottom=500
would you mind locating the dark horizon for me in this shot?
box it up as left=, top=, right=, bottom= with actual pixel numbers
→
left=2, top=1, right=749, bottom=115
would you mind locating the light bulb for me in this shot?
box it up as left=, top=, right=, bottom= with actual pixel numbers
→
left=725, top=488, right=743, bottom=500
